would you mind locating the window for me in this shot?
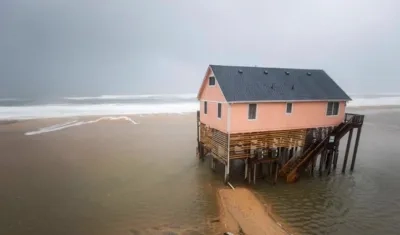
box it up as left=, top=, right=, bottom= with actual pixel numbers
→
left=248, top=104, right=257, bottom=120
left=286, top=103, right=293, bottom=114
left=326, top=102, right=339, bottom=116
left=204, top=101, right=207, bottom=114
left=209, top=76, right=215, bottom=86
left=217, top=103, right=222, bottom=118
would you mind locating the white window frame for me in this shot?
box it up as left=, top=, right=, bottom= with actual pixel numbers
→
left=286, top=102, right=293, bottom=114
left=204, top=101, right=207, bottom=115
left=208, top=76, right=216, bottom=87
left=217, top=103, right=222, bottom=119
left=248, top=103, right=257, bottom=120
left=326, top=101, right=340, bottom=116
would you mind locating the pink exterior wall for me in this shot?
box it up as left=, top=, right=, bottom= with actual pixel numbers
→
left=230, top=101, right=346, bottom=133
left=198, top=68, right=228, bottom=132
left=200, top=101, right=229, bottom=132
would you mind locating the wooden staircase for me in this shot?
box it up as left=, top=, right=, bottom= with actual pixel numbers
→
left=280, top=114, right=363, bottom=183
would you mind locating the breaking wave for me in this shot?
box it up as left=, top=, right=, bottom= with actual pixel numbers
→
left=0, top=103, right=199, bottom=120
left=0, top=93, right=400, bottom=120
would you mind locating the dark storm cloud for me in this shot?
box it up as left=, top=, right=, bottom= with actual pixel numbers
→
left=0, top=0, right=399, bottom=98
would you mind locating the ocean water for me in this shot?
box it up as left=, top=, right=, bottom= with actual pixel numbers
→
left=0, top=93, right=400, bottom=120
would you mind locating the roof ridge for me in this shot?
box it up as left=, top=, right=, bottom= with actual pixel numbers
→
left=210, top=64, right=324, bottom=71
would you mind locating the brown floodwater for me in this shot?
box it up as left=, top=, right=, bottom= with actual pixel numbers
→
left=1, top=109, right=400, bottom=235
left=252, top=108, right=400, bottom=235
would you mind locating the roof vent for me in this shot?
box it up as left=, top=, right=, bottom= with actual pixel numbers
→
left=307, top=72, right=312, bottom=76
left=271, top=83, right=274, bottom=89
left=285, top=71, right=290, bottom=75
left=238, top=69, right=243, bottom=74
left=291, top=85, right=295, bottom=90
left=264, top=70, right=268, bottom=74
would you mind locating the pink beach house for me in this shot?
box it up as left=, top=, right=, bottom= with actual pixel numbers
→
left=197, top=65, right=350, bottom=133
left=196, top=65, right=364, bottom=183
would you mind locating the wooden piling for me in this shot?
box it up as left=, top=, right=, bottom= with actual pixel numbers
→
left=311, top=155, right=316, bottom=176
left=244, top=158, right=248, bottom=180
left=325, top=150, right=330, bottom=169
left=333, top=142, right=340, bottom=170
left=259, top=163, right=263, bottom=179
left=350, top=127, right=362, bottom=171
left=327, top=150, right=333, bottom=175
left=197, top=111, right=202, bottom=161
left=253, top=163, right=257, bottom=184
left=269, top=162, right=273, bottom=177
left=224, top=162, right=230, bottom=184
left=247, top=162, right=251, bottom=184
left=342, top=128, right=353, bottom=173
left=199, top=143, right=204, bottom=160
left=274, top=163, right=279, bottom=184
left=319, top=151, right=327, bottom=175
left=196, top=111, right=200, bottom=141
left=284, top=148, right=289, bottom=163
left=211, top=157, right=216, bottom=171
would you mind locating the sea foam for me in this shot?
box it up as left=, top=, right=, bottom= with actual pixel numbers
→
left=347, top=96, right=400, bottom=107
left=25, top=116, right=139, bottom=136
left=0, top=102, right=199, bottom=120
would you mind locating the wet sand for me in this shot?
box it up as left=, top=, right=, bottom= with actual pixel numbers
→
left=0, top=114, right=222, bottom=235
left=218, top=188, right=288, bottom=235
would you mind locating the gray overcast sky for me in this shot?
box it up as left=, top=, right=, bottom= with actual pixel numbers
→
left=0, top=0, right=399, bottom=98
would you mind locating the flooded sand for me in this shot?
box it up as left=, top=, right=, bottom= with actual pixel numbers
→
left=0, top=115, right=224, bottom=235
left=1, top=109, right=400, bottom=234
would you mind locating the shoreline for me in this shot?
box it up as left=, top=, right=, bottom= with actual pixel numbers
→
left=1, top=104, right=400, bottom=123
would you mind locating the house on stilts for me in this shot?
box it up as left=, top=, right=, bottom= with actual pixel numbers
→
left=196, top=65, right=364, bottom=184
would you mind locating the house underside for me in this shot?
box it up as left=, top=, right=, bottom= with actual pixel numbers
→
left=196, top=111, right=364, bottom=184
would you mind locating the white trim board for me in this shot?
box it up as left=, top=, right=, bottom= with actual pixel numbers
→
left=199, top=99, right=228, bottom=103
left=228, top=99, right=350, bottom=104
left=199, top=99, right=349, bottom=104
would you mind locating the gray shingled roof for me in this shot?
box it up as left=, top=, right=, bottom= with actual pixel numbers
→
left=210, top=65, right=351, bottom=102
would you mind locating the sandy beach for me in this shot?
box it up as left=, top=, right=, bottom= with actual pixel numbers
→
left=218, top=188, right=289, bottom=235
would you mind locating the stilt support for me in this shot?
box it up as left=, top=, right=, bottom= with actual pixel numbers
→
left=274, top=163, right=279, bottom=184
left=253, top=163, right=257, bottom=185
left=342, top=128, right=353, bottom=173
left=319, top=151, right=326, bottom=175
left=311, top=155, right=316, bottom=176
left=224, top=162, right=230, bottom=184
left=350, top=127, right=362, bottom=171
left=211, top=157, right=216, bottom=171
left=333, top=142, right=340, bottom=170
left=327, top=150, right=333, bottom=175
left=244, top=158, right=248, bottom=180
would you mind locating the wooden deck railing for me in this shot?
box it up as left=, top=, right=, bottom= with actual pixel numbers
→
left=345, top=113, right=364, bottom=125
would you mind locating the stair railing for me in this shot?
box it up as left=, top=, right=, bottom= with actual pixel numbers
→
left=280, top=140, right=318, bottom=174
left=288, top=116, right=356, bottom=174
